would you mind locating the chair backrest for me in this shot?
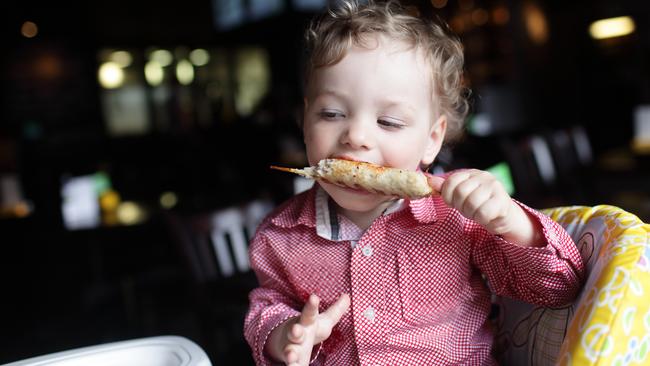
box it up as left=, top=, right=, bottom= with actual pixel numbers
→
left=493, top=205, right=650, bottom=366
left=166, top=199, right=274, bottom=283
left=545, top=125, right=595, bottom=204
left=501, top=127, right=595, bottom=207
left=500, top=134, right=563, bottom=208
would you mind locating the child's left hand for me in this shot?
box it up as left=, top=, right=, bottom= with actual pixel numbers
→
left=427, top=169, right=543, bottom=247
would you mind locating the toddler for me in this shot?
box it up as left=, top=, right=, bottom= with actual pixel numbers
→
left=244, top=1, right=584, bottom=365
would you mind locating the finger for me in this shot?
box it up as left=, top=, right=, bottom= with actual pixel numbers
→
left=424, top=173, right=444, bottom=194
left=451, top=176, right=481, bottom=211
left=284, top=346, right=299, bottom=364
left=462, top=185, right=492, bottom=220
left=285, top=342, right=310, bottom=366
left=471, top=177, right=509, bottom=223
left=322, top=293, right=351, bottom=325
left=300, top=294, right=320, bottom=325
left=473, top=197, right=502, bottom=228
left=287, top=323, right=304, bottom=344
left=440, top=170, right=471, bottom=205
left=285, top=342, right=309, bottom=366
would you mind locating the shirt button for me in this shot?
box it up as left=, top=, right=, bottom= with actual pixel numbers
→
left=350, top=240, right=357, bottom=249
left=364, top=307, right=375, bottom=322
left=362, top=246, right=373, bottom=257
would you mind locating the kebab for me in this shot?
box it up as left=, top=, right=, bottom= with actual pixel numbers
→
left=271, top=158, right=435, bottom=199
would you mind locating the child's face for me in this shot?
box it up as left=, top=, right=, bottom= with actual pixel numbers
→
left=303, top=35, right=446, bottom=214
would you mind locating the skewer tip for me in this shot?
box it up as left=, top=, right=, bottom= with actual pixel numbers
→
left=270, top=165, right=296, bottom=173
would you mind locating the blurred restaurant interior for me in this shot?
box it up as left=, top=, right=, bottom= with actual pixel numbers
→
left=1, top=0, right=650, bottom=364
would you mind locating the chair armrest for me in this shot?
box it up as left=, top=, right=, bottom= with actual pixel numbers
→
left=494, top=205, right=650, bottom=366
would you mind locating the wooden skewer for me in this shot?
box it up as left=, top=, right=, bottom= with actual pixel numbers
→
left=270, top=165, right=312, bottom=178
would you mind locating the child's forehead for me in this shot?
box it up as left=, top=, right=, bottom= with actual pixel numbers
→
left=352, top=33, right=422, bottom=57
left=309, top=35, right=435, bottom=90
left=306, top=42, right=440, bottom=116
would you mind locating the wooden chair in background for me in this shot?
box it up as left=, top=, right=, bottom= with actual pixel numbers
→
left=165, top=199, right=274, bottom=365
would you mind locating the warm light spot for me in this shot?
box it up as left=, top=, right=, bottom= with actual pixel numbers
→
left=98, top=62, right=124, bottom=89
left=109, top=50, right=133, bottom=67
left=150, top=49, right=173, bottom=66
left=100, top=190, right=120, bottom=211
left=450, top=15, right=466, bottom=34
left=492, top=6, right=510, bottom=25
left=523, top=2, right=549, bottom=44
left=21, top=21, right=38, bottom=38
left=189, top=49, right=210, bottom=66
left=13, top=202, right=31, bottom=218
left=589, top=16, right=635, bottom=40
left=176, top=59, right=194, bottom=85
left=235, top=48, right=271, bottom=117
left=160, top=191, right=178, bottom=209
left=472, top=8, right=489, bottom=26
left=145, top=61, right=164, bottom=86
left=34, top=54, right=63, bottom=80
left=431, top=0, right=447, bottom=9
left=116, top=201, right=145, bottom=225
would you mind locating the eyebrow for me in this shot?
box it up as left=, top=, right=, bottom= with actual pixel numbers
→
left=315, top=89, right=417, bottom=112
left=312, top=89, right=349, bottom=101
left=378, top=98, right=417, bottom=115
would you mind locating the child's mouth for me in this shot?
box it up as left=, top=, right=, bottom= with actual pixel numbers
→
left=339, top=184, right=372, bottom=195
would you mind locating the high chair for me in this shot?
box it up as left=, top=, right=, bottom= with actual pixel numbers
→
left=493, top=205, right=650, bottom=366
left=1, top=336, right=211, bottom=366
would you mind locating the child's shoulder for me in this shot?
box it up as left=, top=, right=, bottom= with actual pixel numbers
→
left=259, top=187, right=316, bottom=230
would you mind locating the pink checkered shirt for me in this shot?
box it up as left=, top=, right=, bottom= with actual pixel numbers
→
left=244, top=185, right=584, bottom=365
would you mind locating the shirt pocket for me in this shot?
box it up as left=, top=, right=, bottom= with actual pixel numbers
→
left=396, top=250, right=470, bottom=325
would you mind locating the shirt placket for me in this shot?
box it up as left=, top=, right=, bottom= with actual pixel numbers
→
left=349, top=218, right=386, bottom=365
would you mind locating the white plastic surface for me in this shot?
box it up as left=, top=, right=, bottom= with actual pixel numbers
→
left=2, top=336, right=212, bottom=366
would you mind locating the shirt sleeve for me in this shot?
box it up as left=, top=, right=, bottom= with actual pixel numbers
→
left=243, top=227, right=322, bottom=365
left=470, top=200, right=585, bottom=306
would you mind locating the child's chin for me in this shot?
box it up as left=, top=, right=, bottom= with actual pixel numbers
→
left=338, top=185, right=372, bottom=195
left=327, top=186, right=390, bottom=210
left=321, top=183, right=373, bottom=200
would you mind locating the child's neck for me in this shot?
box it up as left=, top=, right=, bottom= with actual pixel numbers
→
left=336, top=200, right=397, bottom=232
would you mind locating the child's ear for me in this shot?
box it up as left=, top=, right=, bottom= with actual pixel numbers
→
left=421, top=115, right=447, bottom=166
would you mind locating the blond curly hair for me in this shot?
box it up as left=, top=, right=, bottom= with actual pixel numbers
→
left=303, top=0, right=468, bottom=142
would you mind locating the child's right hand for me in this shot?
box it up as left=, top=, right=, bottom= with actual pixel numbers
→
left=268, top=293, right=350, bottom=366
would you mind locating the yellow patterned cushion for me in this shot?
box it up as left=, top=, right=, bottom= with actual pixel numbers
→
left=494, top=205, right=650, bottom=366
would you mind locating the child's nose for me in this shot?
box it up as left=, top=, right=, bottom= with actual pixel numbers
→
left=340, top=119, right=373, bottom=149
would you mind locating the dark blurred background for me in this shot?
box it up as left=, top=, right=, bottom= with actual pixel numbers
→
left=1, top=0, right=649, bottom=364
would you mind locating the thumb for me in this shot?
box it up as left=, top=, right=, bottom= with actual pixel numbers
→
left=314, top=294, right=350, bottom=344
left=300, top=294, right=320, bottom=325
left=424, top=173, right=444, bottom=194
left=322, top=293, right=350, bottom=325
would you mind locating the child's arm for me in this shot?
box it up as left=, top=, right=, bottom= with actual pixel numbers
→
left=428, top=169, right=585, bottom=305
left=244, top=228, right=350, bottom=365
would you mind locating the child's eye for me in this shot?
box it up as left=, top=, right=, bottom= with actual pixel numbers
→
left=318, top=110, right=345, bottom=120
left=378, top=119, right=404, bottom=129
